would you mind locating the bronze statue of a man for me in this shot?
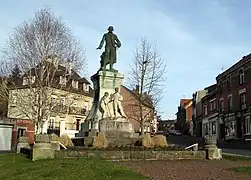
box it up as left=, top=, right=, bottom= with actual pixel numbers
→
left=97, top=26, right=121, bottom=70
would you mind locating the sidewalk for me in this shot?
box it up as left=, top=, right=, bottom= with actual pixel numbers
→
left=222, top=148, right=251, bottom=157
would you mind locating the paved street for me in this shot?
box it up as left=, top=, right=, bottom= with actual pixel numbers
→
left=223, top=148, right=251, bottom=157
left=167, top=135, right=251, bottom=157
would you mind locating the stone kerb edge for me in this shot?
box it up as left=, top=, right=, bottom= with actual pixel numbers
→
left=54, top=150, right=206, bottom=160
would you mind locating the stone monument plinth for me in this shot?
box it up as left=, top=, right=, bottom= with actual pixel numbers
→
left=99, top=117, right=134, bottom=133
left=203, top=135, right=222, bottom=160
left=17, top=136, right=29, bottom=153
left=76, top=69, right=138, bottom=146
left=32, top=134, right=54, bottom=161
left=77, top=70, right=125, bottom=136
left=87, top=70, right=124, bottom=131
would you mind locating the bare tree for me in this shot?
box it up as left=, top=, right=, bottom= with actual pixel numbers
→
left=0, top=8, right=86, bottom=134
left=127, top=37, right=167, bottom=135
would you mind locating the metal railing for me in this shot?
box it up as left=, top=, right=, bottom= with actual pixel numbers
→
left=51, top=105, right=68, bottom=113
left=69, top=107, right=88, bottom=115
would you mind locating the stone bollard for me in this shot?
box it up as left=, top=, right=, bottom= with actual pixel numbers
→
left=32, top=134, right=54, bottom=161
left=17, top=136, right=29, bottom=153
left=203, top=135, right=222, bottom=160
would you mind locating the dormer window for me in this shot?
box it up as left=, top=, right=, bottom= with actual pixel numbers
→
left=59, top=76, right=67, bottom=86
left=23, top=76, right=35, bottom=85
left=239, top=68, right=245, bottom=84
left=83, top=83, right=89, bottom=92
left=72, top=80, right=78, bottom=89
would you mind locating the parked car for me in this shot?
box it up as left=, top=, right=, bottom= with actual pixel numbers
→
left=168, top=129, right=181, bottom=136
left=173, top=130, right=182, bottom=136
left=155, top=131, right=169, bottom=136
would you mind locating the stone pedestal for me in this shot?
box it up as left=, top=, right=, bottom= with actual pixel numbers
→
left=32, top=134, right=54, bottom=161
left=17, top=136, right=29, bottom=153
left=203, top=135, right=222, bottom=160
left=78, top=70, right=124, bottom=135
left=99, top=117, right=137, bottom=146
left=99, top=117, right=134, bottom=133
left=76, top=69, right=138, bottom=147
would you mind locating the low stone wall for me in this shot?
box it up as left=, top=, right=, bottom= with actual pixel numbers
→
left=55, top=150, right=206, bottom=160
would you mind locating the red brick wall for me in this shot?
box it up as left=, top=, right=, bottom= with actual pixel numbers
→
left=186, top=105, right=193, bottom=122
left=12, top=119, right=35, bottom=145
left=216, top=57, right=251, bottom=112
left=120, top=86, right=154, bottom=132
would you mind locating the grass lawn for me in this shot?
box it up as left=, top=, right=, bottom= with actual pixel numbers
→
left=232, top=166, right=251, bottom=176
left=223, top=154, right=251, bottom=177
left=0, top=154, right=150, bottom=180
left=223, top=154, right=251, bottom=161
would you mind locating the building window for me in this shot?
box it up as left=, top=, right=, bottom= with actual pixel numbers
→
left=59, top=76, right=67, bottom=86
left=245, top=116, right=251, bottom=135
left=204, top=123, right=209, bottom=135
left=212, top=121, right=216, bottom=134
left=17, top=127, right=26, bottom=140
left=227, top=76, right=231, bottom=90
left=239, top=68, right=245, bottom=84
left=219, top=99, right=224, bottom=112
left=11, top=92, right=17, bottom=106
left=240, top=92, right=246, bottom=110
left=72, top=80, right=78, bottom=89
left=210, top=100, right=216, bottom=111
left=225, top=121, right=236, bottom=137
left=83, top=83, right=89, bottom=92
left=60, top=97, right=65, bottom=106
left=49, top=118, right=55, bottom=129
left=228, top=95, right=232, bottom=110
left=23, top=76, right=35, bottom=85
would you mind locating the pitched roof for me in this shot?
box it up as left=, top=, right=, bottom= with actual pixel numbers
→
left=216, top=53, right=251, bottom=80
left=121, top=85, right=154, bottom=109
left=180, top=99, right=192, bottom=107
left=6, top=61, right=93, bottom=97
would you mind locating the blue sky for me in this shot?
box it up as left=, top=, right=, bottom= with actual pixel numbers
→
left=1, top=0, right=251, bottom=120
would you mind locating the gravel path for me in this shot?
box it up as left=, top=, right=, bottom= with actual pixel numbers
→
left=115, top=160, right=251, bottom=180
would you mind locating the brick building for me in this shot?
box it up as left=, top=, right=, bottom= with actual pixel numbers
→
left=201, top=84, right=219, bottom=139
left=121, top=85, right=156, bottom=133
left=216, top=54, right=251, bottom=140
left=176, top=99, right=193, bottom=134
left=192, top=89, right=207, bottom=137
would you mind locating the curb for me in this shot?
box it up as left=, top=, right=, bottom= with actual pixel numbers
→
left=223, top=152, right=251, bottom=158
